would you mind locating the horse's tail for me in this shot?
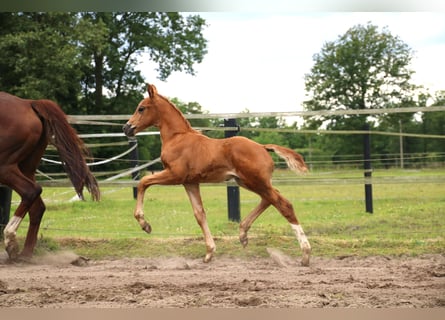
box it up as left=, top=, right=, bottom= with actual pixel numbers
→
left=264, top=144, right=308, bottom=174
left=31, top=100, right=100, bottom=201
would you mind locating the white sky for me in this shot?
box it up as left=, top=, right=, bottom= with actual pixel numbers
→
left=138, top=12, right=445, bottom=114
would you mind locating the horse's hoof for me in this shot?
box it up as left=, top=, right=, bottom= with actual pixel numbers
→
left=301, top=248, right=311, bottom=267
left=17, top=254, right=32, bottom=263
left=203, top=254, right=213, bottom=263
left=142, top=223, right=152, bottom=234
left=5, top=243, right=20, bottom=261
left=239, top=233, right=248, bottom=248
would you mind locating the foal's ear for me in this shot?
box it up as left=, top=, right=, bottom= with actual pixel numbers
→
left=147, top=84, right=158, bottom=98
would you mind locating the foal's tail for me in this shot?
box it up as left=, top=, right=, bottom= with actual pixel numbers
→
left=264, top=144, right=308, bottom=174
left=31, top=100, right=100, bottom=201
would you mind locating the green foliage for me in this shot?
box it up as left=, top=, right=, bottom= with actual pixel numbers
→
left=0, top=12, right=209, bottom=175
left=304, top=23, right=416, bottom=117
left=302, top=22, right=444, bottom=165
left=0, top=12, right=208, bottom=116
left=76, top=12, right=208, bottom=115
left=1, top=14, right=443, bottom=176
left=0, top=13, right=82, bottom=109
left=420, top=91, right=445, bottom=157
left=170, top=97, right=211, bottom=128
left=235, top=109, right=300, bottom=149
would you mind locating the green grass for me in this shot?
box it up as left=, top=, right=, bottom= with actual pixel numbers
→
left=6, top=168, right=445, bottom=260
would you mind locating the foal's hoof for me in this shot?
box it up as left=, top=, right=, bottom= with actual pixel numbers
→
left=142, top=223, right=152, bottom=234
left=301, top=248, right=311, bottom=267
left=203, top=253, right=213, bottom=263
left=239, top=233, right=248, bottom=248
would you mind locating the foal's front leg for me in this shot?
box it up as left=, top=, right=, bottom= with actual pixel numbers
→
left=184, top=184, right=216, bottom=263
left=134, top=170, right=179, bottom=234
left=134, top=178, right=152, bottom=233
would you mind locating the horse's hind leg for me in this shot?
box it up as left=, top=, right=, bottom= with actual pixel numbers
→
left=20, top=196, right=45, bottom=258
left=241, top=171, right=311, bottom=266
left=184, top=183, right=215, bottom=263
left=239, top=198, right=270, bottom=247
left=1, top=167, right=42, bottom=260
left=267, top=189, right=311, bottom=266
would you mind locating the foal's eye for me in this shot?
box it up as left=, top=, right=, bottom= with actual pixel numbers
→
left=138, top=106, right=145, bottom=113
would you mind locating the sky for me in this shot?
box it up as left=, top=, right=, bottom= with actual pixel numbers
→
left=138, top=12, right=445, bottom=115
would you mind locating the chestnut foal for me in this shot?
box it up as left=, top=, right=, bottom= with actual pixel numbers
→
left=123, top=84, right=311, bottom=265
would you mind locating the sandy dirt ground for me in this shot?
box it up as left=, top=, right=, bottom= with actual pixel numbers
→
left=0, top=250, right=444, bottom=308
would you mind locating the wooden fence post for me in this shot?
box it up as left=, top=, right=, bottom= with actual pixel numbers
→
left=224, top=118, right=240, bottom=222
left=0, top=185, right=12, bottom=239
left=364, top=123, right=373, bottom=214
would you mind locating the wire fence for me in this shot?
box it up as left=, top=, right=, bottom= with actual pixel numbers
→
left=31, top=105, right=445, bottom=184
left=1, top=106, right=444, bottom=247
left=67, top=105, right=445, bottom=121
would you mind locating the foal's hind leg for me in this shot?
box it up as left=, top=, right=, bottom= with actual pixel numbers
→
left=239, top=198, right=270, bottom=247
left=184, top=184, right=215, bottom=263
left=267, top=189, right=311, bottom=266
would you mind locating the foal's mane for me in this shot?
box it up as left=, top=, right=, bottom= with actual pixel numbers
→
left=157, top=94, right=195, bottom=132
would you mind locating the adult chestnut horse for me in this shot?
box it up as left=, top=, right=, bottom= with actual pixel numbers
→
left=123, top=84, right=311, bottom=266
left=0, top=92, right=100, bottom=260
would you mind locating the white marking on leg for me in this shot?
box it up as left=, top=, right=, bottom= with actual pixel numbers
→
left=4, top=216, right=23, bottom=254
left=290, top=223, right=311, bottom=250
left=290, top=223, right=311, bottom=266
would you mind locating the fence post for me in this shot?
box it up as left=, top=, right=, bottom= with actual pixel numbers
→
left=0, top=185, right=12, bottom=239
left=224, top=118, right=240, bottom=222
left=399, top=119, right=404, bottom=169
left=363, top=123, right=373, bottom=214
left=128, top=137, right=140, bottom=200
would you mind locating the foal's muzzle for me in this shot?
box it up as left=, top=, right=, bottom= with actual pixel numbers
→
left=123, top=123, right=136, bottom=137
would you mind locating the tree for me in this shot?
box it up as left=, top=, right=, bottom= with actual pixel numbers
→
left=0, top=12, right=209, bottom=174
left=0, top=12, right=208, bottom=116
left=78, top=12, right=208, bottom=114
left=0, top=13, right=82, bottom=110
left=303, top=23, right=418, bottom=160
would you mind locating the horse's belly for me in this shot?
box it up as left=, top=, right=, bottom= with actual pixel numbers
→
left=185, top=167, right=237, bottom=184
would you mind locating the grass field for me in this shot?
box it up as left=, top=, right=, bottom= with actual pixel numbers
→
left=6, top=168, right=445, bottom=260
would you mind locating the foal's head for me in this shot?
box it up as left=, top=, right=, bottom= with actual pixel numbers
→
left=123, top=84, right=162, bottom=136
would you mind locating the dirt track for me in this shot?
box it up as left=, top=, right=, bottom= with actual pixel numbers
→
left=0, top=250, right=444, bottom=308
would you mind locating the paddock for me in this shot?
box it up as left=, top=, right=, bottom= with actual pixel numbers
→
left=0, top=250, right=443, bottom=307
left=1, top=109, right=444, bottom=308
left=1, top=172, right=444, bottom=307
